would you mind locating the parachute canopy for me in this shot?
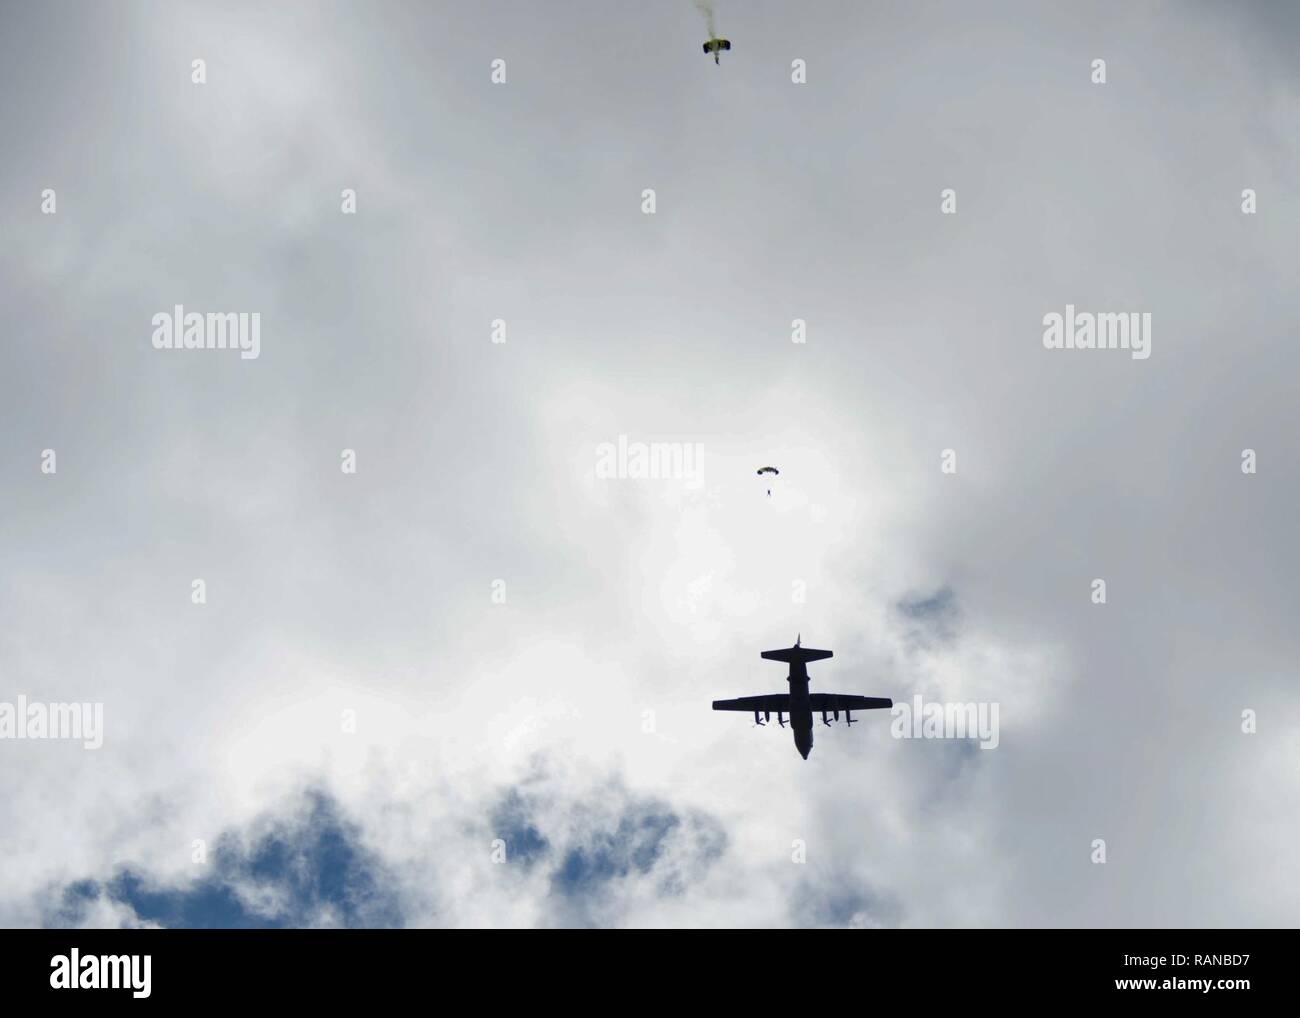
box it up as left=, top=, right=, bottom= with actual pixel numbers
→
left=756, top=466, right=779, bottom=477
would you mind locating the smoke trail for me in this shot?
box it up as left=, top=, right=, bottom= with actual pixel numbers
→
left=695, top=0, right=717, bottom=39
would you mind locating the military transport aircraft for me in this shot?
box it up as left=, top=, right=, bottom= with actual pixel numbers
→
left=712, top=637, right=892, bottom=759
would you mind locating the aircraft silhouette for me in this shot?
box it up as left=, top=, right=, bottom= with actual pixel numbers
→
left=712, top=637, right=892, bottom=759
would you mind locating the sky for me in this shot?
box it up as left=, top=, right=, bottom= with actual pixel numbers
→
left=1, top=0, right=1298, bottom=928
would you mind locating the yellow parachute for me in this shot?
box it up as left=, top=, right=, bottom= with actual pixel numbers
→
left=702, top=38, right=731, bottom=65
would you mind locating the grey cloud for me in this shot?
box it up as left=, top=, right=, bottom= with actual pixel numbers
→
left=43, top=767, right=730, bottom=929
left=896, top=587, right=960, bottom=650
left=44, top=788, right=404, bottom=929
left=485, top=769, right=729, bottom=927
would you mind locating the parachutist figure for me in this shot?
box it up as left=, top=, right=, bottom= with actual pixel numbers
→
left=703, top=38, right=731, bottom=65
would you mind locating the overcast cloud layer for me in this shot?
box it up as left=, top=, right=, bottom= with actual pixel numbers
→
left=1, top=0, right=1298, bottom=928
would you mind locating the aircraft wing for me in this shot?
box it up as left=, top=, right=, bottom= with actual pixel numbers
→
left=712, top=694, right=790, bottom=712
left=809, top=693, right=893, bottom=712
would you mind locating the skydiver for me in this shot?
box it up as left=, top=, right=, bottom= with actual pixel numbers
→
left=702, top=38, right=731, bottom=65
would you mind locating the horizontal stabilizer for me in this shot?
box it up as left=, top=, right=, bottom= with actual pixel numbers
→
left=761, top=646, right=832, bottom=664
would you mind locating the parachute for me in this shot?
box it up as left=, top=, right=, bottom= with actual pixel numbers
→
left=697, top=1, right=729, bottom=64
left=757, top=466, right=779, bottom=496
left=702, top=38, right=731, bottom=65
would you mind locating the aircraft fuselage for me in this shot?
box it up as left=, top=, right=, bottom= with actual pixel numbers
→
left=787, top=661, right=814, bottom=759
